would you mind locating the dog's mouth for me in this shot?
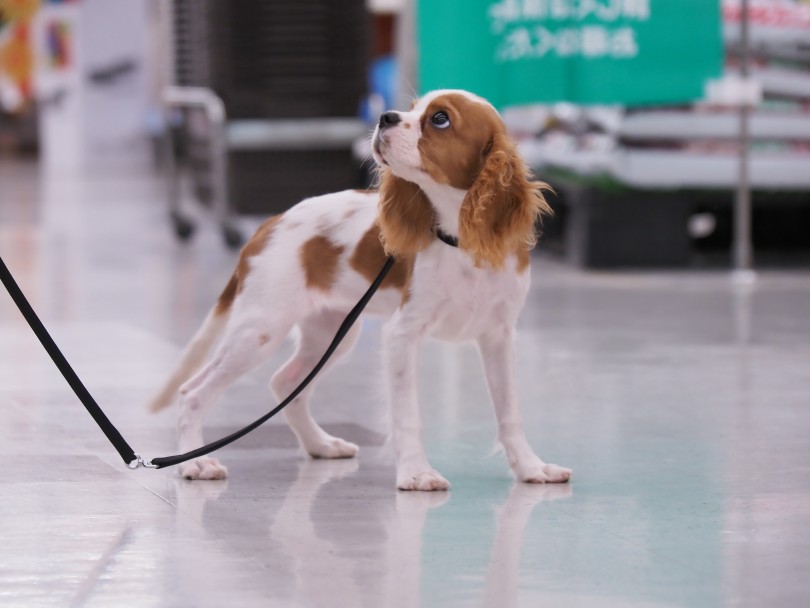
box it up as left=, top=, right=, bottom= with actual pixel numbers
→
left=372, top=134, right=388, bottom=166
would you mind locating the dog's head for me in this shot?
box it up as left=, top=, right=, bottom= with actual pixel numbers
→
left=372, top=89, right=551, bottom=269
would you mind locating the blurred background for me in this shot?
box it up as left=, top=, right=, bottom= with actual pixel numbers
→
left=0, top=0, right=808, bottom=266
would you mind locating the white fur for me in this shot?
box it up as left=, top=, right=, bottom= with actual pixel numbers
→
left=152, top=90, right=571, bottom=489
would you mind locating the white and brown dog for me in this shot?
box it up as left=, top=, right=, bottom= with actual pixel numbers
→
left=150, top=89, right=572, bottom=490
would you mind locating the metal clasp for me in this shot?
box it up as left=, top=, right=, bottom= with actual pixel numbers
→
left=127, top=454, right=158, bottom=470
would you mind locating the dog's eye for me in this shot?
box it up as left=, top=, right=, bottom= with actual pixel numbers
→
left=430, top=111, right=450, bottom=129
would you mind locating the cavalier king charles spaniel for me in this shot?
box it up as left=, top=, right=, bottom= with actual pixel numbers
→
left=151, top=89, right=572, bottom=490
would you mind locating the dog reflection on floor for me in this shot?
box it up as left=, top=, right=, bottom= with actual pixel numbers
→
left=170, top=459, right=572, bottom=606
left=269, top=459, right=365, bottom=604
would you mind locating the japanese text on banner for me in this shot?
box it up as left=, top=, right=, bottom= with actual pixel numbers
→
left=489, top=0, right=651, bottom=62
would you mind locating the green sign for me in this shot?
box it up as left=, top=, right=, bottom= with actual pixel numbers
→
left=418, top=0, right=724, bottom=107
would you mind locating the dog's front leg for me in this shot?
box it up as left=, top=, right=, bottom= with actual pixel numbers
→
left=477, top=328, right=572, bottom=484
left=383, top=316, right=450, bottom=491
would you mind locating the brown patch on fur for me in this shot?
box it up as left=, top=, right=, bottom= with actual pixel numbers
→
left=343, top=207, right=359, bottom=221
left=418, top=93, right=502, bottom=190
left=458, top=132, right=552, bottom=269
left=215, top=274, right=240, bottom=315
left=516, top=248, right=531, bottom=273
left=258, top=333, right=271, bottom=345
left=377, top=168, right=436, bottom=256
left=301, top=235, right=345, bottom=291
left=350, top=223, right=415, bottom=303
left=413, top=93, right=552, bottom=269
left=215, top=215, right=283, bottom=315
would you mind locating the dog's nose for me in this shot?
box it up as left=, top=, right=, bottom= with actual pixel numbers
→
left=379, top=111, right=401, bottom=129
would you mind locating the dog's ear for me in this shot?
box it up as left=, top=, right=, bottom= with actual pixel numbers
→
left=458, top=133, right=552, bottom=269
left=377, top=168, right=436, bottom=256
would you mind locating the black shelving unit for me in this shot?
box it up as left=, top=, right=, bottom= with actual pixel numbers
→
left=165, top=0, right=370, bottom=246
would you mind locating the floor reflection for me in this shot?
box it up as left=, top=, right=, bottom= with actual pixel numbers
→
left=485, top=484, right=572, bottom=608
left=171, top=458, right=574, bottom=607
left=384, top=490, right=450, bottom=608
left=269, top=459, right=365, bottom=606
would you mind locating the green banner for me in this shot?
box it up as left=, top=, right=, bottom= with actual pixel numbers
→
left=418, top=0, right=724, bottom=107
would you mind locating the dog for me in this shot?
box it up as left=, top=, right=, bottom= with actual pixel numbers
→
left=150, top=89, right=572, bottom=490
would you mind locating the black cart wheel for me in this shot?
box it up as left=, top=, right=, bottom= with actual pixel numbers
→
left=171, top=211, right=196, bottom=241
left=222, top=224, right=244, bottom=249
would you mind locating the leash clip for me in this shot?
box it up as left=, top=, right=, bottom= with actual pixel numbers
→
left=127, top=453, right=158, bottom=470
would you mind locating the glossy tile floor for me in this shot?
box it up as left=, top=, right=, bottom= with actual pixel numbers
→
left=1, top=159, right=809, bottom=608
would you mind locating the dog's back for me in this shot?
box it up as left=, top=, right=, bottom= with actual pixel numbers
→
left=148, top=189, right=404, bottom=414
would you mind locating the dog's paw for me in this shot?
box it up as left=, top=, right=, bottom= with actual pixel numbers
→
left=397, top=468, right=451, bottom=492
left=179, top=457, right=229, bottom=480
left=307, top=437, right=359, bottom=460
left=516, top=461, right=572, bottom=484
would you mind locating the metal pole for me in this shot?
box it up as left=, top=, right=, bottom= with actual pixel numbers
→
left=733, top=0, right=753, bottom=272
left=165, top=110, right=181, bottom=218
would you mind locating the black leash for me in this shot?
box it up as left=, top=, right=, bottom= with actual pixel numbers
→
left=0, top=254, right=395, bottom=470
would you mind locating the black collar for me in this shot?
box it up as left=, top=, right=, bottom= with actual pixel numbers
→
left=435, top=228, right=459, bottom=248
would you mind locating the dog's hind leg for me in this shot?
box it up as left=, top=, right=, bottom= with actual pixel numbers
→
left=271, top=309, right=362, bottom=459
left=177, top=314, right=296, bottom=480
left=148, top=307, right=229, bottom=413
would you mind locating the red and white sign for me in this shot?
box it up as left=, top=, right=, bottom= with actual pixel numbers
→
left=723, top=0, right=810, bottom=29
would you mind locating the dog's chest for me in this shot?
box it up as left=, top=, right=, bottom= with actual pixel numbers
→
left=414, top=246, right=528, bottom=341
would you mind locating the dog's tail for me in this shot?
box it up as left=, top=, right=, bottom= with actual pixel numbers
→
left=148, top=305, right=229, bottom=413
